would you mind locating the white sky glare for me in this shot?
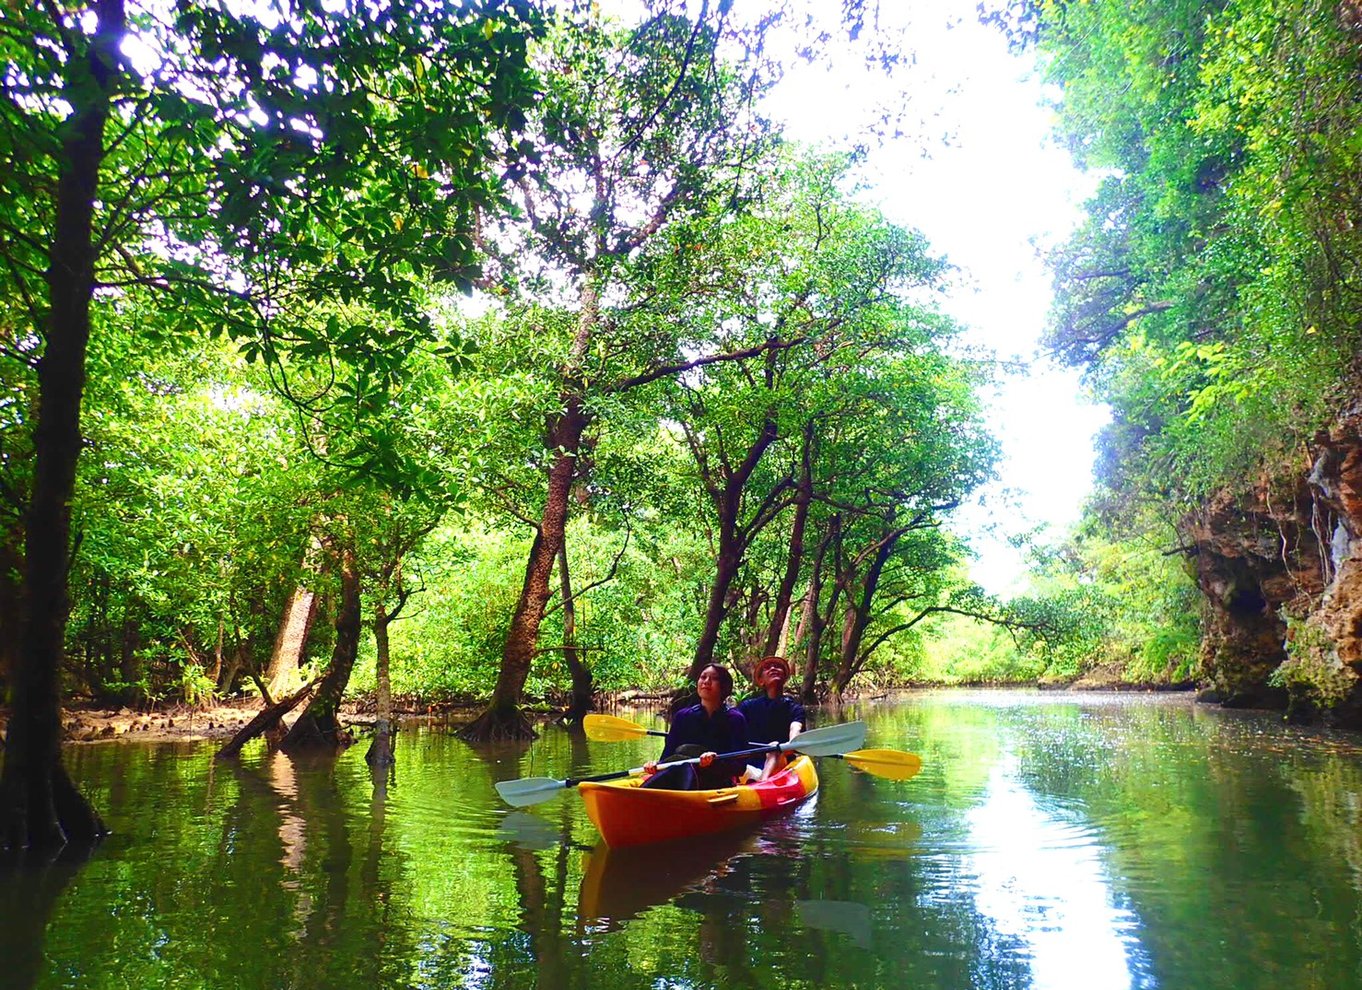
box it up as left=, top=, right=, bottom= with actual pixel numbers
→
left=762, top=1, right=1109, bottom=594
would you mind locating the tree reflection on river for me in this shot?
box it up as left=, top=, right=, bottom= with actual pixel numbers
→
left=3, top=690, right=1361, bottom=989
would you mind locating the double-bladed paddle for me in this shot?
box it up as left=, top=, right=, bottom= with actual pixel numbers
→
left=494, top=719, right=868, bottom=808
left=582, top=712, right=924, bottom=782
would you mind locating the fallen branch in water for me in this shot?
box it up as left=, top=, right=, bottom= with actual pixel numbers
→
left=215, top=678, right=319, bottom=759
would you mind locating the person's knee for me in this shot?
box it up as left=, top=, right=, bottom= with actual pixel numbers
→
left=641, top=762, right=699, bottom=790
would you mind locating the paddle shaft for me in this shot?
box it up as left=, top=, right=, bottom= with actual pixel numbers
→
left=629, top=731, right=889, bottom=776
left=586, top=715, right=791, bottom=744
left=565, top=741, right=781, bottom=787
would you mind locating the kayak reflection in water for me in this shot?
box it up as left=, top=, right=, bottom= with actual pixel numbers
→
left=641, top=664, right=749, bottom=790
left=738, top=654, right=806, bottom=781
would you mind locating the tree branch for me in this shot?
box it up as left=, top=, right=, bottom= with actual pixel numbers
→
left=611, top=333, right=811, bottom=392
left=543, top=521, right=631, bottom=619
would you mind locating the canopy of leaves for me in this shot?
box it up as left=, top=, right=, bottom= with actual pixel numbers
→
left=1021, top=0, right=1362, bottom=507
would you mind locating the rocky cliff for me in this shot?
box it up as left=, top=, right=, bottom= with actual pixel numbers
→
left=1184, top=406, right=1362, bottom=728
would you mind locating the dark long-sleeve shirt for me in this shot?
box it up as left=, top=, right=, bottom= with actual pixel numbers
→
left=737, top=693, right=806, bottom=746
left=659, top=704, right=749, bottom=762
left=645, top=704, right=751, bottom=790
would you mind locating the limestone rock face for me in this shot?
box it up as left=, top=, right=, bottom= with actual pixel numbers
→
left=1185, top=404, right=1362, bottom=727
left=1294, top=407, right=1362, bottom=725
left=1182, top=484, right=1313, bottom=711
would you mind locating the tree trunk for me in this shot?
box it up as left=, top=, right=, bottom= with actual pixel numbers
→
left=0, top=0, right=121, bottom=851
left=0, top=534, right=22, bottom=690
left=800, top=518, right=839, bottom=703
left=217, top=638, right=250, bottom=698
left=215, top=679, right=317, bottom=759
left=686, top=419, right=781, bottom=681
left=557, top=543, right=594, bottom=725
left=263, top=584, right=318, bottom=700
left=463, top=277, right=601, bottom=742
left=117, top=616, right=140, bottom=706
left=690, top=544, right=742, bottom=681
left=282, top=543, right=361, bottom=752
left=365, top=603, right=395, bottom=768
left=461, top=399, right=589, bottom=741
left=832, top=526, right=900, bottom=699
left=775, top=598, right=794, bottom=658
left=208, top=617, right=224, bottom=685
left=764, top=432, right=813, bottom=658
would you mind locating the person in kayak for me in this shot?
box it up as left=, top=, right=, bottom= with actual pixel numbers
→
left=738, top=655, right=805, bottom=781
left=641, top=664, right=749, bottom=790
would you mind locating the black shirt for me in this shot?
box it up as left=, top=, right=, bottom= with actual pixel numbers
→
left=738, top=693, right=807, bottom=746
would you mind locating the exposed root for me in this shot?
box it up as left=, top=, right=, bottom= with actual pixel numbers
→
left=279, top=713, right=353, bottom=753
left=457, top=706, right=537, bottom=742
left=365, top=721, right=396, bottom=767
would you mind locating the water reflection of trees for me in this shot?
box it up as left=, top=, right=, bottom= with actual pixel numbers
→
left=913, top=696, right=1362, bottom=990
left=0, top=847, right=90, bottom=990
left=33, top=701, right=1358, bottom=990
left=16, top=714, right=1040, bottom=990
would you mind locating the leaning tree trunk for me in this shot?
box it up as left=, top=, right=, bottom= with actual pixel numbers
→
left=215, top=679, right=317, bottom=759
left=557, top=543, right=594, bottom=726
left=263, top=584, right=318, bottom=701
left=689, top=542, right=742, bottom=681
left=463, top=277, right=601, bottom=742
left=282, top=543, right=361, bottom=752
left=461, top=399, right=589, bottom=741
left=0, top=1, right=121, bottom=851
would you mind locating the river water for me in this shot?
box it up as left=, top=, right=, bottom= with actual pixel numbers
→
left=3, top=690, right=1362, bottom=990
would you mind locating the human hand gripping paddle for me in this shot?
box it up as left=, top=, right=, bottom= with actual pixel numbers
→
left=495, top=720, right=870, bottom=808
left=582, top=712, right=924, bottom=782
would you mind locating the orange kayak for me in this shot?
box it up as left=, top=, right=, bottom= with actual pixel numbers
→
left=577, top=755, right=818, bottom=848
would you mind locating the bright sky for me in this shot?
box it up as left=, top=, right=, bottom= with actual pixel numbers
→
left=763, top=1, right=1109, bottom=594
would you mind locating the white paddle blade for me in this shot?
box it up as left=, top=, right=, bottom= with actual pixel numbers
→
left=796, top=899, right=873, bottom=948
left=782, top=720, right=867, bottom=757
left=495, top=776, right=568, bottom=808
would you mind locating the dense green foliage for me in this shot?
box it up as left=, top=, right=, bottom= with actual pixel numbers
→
left=1029, top=0, right=1362, bottom=503
left=1024, top=0, right=1362, bottom=503
left=0, top=1, right=1027, bottom=727
left=975, top=0, right=1362, bottom=687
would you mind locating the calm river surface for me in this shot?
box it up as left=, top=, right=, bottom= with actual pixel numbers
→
left=4, top=690, right=1362, bottom=990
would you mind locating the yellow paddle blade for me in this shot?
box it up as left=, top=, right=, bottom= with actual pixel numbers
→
left=583, top=713, right=653, bottom=742
left=841, top=748, right=923, bottom=781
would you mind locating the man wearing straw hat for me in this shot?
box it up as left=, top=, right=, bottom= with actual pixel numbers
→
left=738, top=655, right=806, bottom=781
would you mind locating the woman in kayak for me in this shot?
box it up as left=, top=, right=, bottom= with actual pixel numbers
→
left=738, top=655, right=806, bottom=780
left=641, top=664, right=749, bottom=790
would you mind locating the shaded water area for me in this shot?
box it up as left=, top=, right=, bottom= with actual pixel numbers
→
left=4, top=690, right=1362, bottom=989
